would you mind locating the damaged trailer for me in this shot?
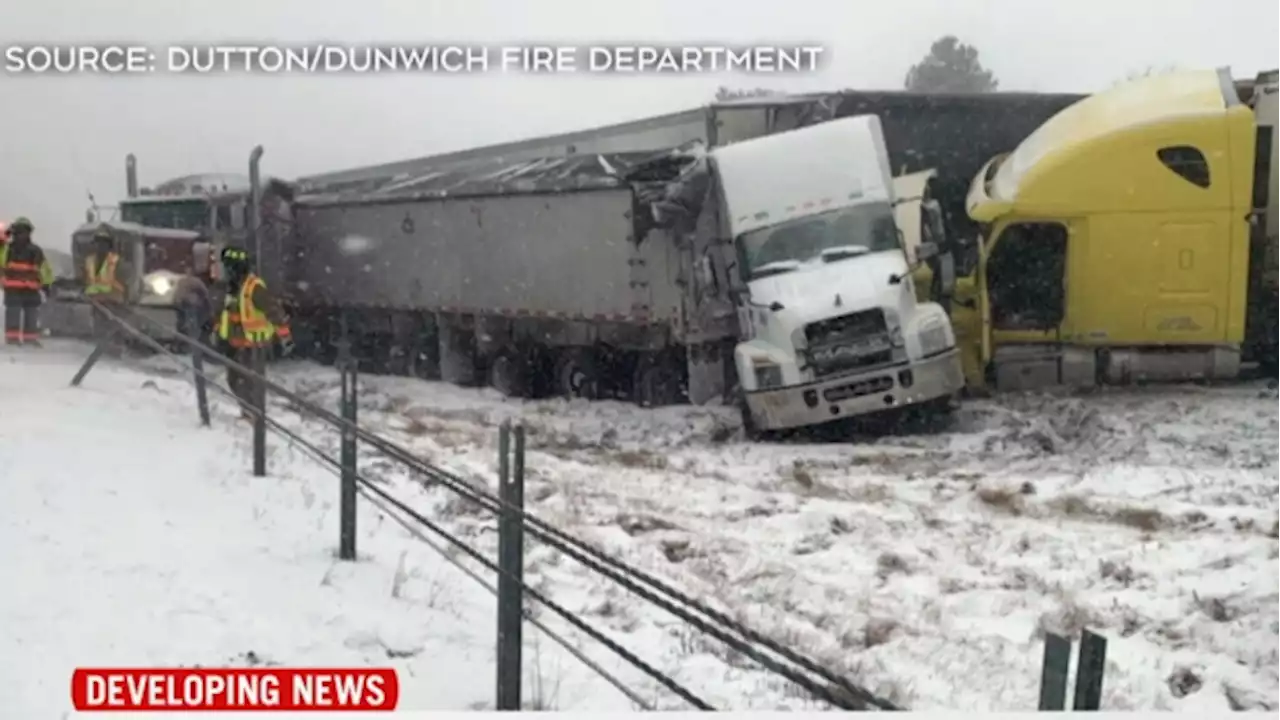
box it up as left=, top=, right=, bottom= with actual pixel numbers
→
left=284, top=148, right=738, bottom=406
left=274, top=91, right=1082, bottom=408
left=297, top=90, right=1086, bottom=249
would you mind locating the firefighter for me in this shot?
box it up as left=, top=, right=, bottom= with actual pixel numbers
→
left=84, top=225, right=125, bottom=302
left=83, top=225, right=126, bottom=354
left=173, top=240, right=215, bottom=343
left=216, top=246, right=293, bottom=420
left=0, top=217, right=55, bottom=347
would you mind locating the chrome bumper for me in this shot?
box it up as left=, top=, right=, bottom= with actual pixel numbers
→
left=745, top=349, right=964, bottom=431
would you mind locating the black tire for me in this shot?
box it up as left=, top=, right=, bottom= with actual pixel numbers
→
left=487, top=349, right=529, bottom=398
left=907, top=393, right=958, bottom=432
left=552, top=349, right=600, bottom=400
left=739, top=399, right=772, bottom=442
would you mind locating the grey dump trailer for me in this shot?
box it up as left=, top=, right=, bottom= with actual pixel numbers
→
left=263, top=90, right=1108, bottom=406
left=281, top=150, right=738, bottom=406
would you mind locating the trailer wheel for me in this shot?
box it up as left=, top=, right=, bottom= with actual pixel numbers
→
left=633, top=355, right=685, bottom=408
left=488, top=349, right=529, bottom=398
left=553, top=350, right=600, bottom=400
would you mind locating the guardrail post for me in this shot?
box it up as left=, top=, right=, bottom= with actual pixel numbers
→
left=70, top=303, right=112, bottom=387
left=1072, top=629, right=1107, bottom=711
left=1038, top=630, right=1108, bottom=711
left=1038, top=632, right=1071, bottom=711
left=251, top=347, right=267, bottom=477
left=188, top=313, right=211, bottom=427
left=337, top=313, right=358, bottom=562
left=495, top=422, right=526, bottom=710
left=70, top=340, right=108, bottom=387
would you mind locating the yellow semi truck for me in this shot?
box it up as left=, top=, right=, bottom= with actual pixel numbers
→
left=933, top=67, right=1277, bottom=391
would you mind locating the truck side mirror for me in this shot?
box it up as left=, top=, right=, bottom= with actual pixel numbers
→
left=936, top=252, right=956, bottom=300
left=923, top=200, right=946, bottom=240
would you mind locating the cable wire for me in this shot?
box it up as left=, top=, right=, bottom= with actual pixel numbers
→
left=83, top=314, right=709, bottom=710
left=100, top=302, right=899, bottom=710
left=355, top=485, right=655, bottom=710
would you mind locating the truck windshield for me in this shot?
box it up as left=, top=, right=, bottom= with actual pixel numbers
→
left=120, top=199, right=210, bottom=232
left=736, top=202, right=900, bottom=280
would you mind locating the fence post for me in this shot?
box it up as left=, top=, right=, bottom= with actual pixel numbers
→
left=337, top=314, right=358, bottom=562
left=70, top=340, right=108, bottom=387
left=251, top=347, right=267, bottom=477
left=189, top=314, right=211, bottom=427
left=70, top=304, right=112, bottom=387
left=495, top=422, right=526, bottom=711
left=1038, top=632, right=1072, bottom=711
left=1072, top=629, right=1108, bottom=711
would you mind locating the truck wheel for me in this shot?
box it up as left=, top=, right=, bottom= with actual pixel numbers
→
left=739, top=399, right=772, bottom=442
left=909, top=394, right=958, bottom=432
left=632, top=355, right=684, bottom=408
left=553, top=350, right=599, bottom=400
left=488, top=350, right=528, bottom=398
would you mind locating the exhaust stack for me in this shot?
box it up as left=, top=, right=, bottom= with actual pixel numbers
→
left=125, top=154, right=138, bottom=198
left=249, top=145, right=264, bottom=268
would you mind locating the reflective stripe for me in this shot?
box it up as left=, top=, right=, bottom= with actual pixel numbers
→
left=85, top=253, right=123, bottom=296
left=217, top=274, right=276, bottom=347
left=3, top=245, right=48, bottom=294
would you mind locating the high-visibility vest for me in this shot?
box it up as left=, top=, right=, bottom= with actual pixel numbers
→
left=219, top=274, right=277, bottom=348
left=2, top=243, right=46, bottom=292
left=85, top=252, right=124, bottom=297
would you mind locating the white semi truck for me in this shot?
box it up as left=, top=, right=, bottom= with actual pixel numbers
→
left=710, top=115, right=965, bottom=436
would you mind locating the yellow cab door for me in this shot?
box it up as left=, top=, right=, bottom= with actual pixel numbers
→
left=946, top=239, right=989, bottom=391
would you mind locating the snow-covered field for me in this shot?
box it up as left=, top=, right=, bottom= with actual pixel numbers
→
left=3, top=339, right=1277, bottom=713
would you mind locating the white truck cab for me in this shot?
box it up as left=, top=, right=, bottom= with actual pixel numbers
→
left=710, top=115, right=965, bottom=435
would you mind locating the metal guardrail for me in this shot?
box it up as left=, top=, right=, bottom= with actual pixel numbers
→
left=66, top=298, right=1112, bottom=712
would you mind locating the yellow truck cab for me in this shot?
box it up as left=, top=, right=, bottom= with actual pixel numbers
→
left=953, top=67, right=1277, bottom=391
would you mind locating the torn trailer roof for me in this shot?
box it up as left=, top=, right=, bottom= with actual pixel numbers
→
left=293, top=145, right=707, bottom=209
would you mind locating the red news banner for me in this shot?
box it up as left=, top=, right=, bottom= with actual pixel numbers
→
left=71, top=667, right=399, bottom=712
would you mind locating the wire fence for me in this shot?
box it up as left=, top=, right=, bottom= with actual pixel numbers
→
left=67, top=298, right=1110, bottom=712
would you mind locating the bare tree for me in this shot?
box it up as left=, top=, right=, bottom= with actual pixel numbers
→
left=1116, top=64, right=1182, bottom=85
left=903, top=35, right=998, bottom=93
left=714, top=86, right=779, bottom=102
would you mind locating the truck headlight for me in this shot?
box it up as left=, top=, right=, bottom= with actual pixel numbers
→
left=889, top=326, right=905, bottom=348
left=147, top=275, right=174, bottom=296
left=753, top=361, right=783, bottom=389
left=919, top=324, right=950, bottom=355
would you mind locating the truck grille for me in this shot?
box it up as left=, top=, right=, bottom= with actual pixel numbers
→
left=805, top=309, right=887, bottom=345
left=823, top=374, right=894, bottom=403
left=804, top=309, right=892, bottom=378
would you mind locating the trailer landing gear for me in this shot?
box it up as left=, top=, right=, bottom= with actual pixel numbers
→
left=552, top=349, right=600, bottom=400
left=632, top=353, right=685, bottom=408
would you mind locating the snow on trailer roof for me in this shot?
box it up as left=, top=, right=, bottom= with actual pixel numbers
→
left=294, top=149, right=696, bottom=207
left=72, top=220, right=202, bottom=240
left=296, top=107, right=710, bottom=191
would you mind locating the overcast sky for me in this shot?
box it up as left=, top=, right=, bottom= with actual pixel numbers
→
left=2, top=0, right=1277, bottom=250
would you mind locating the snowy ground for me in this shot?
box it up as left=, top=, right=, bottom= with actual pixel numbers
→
left=3, top=339, right=1277, bottom=713
left=0, top=341, right=636, bottom=717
